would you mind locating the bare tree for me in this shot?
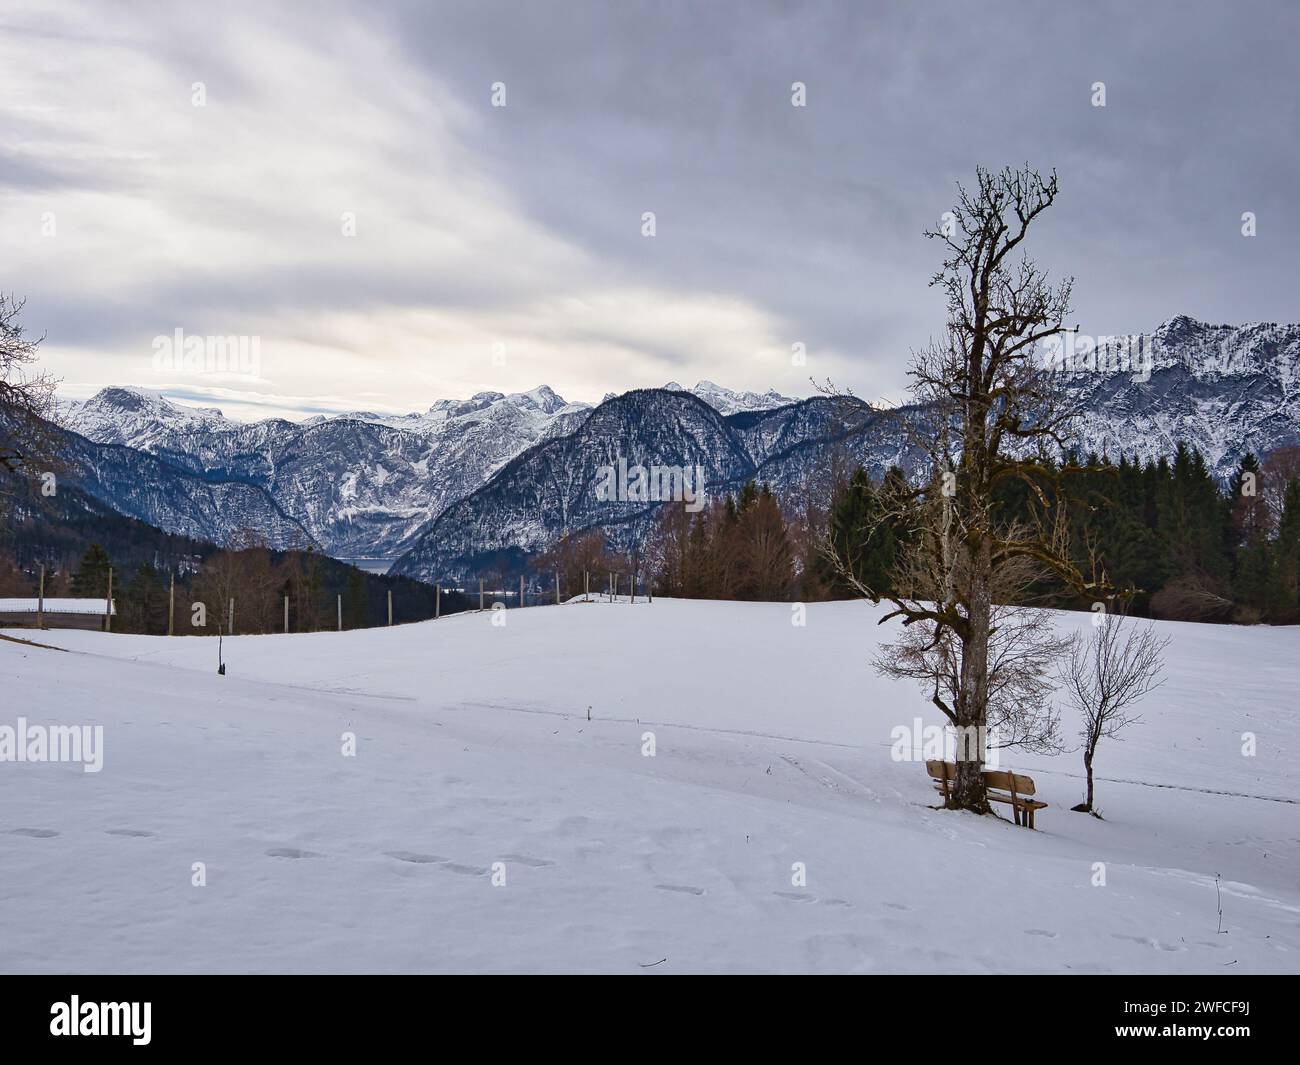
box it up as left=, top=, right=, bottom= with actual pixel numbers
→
left=824, top=166, right=1120, bottom=812
left=1060, top=613, right=1169, bottom=815
left=1260, top=444, right=1300, bottom=534
left=0, top=294, right=59, bottom=516
left=873, top=536, right=1071, bottom=758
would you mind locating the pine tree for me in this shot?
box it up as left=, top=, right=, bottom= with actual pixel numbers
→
left=71, top=543, right=112, bottom=598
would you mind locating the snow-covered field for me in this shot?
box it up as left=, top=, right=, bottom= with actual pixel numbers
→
left=2, top=599, right=1297, bottom=974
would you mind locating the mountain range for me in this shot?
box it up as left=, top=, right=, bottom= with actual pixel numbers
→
left=49, top=317, right=1300, bottom=582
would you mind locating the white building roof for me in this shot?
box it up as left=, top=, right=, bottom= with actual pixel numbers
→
left=0, top=598, right=116, bottom=615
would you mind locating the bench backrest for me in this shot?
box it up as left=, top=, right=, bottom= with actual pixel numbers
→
left=925, top=759, right=1037, bottom=796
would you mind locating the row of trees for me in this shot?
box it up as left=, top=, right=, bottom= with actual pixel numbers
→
left=5, top=539, right=469, bottom=635
left=818, top=444, right=1300, bottom=625
left=646, top=482, right=796, bottom=601
left=577, top=437, right=1300, bottom=629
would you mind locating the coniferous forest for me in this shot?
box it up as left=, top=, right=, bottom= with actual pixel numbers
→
left=641, top=443, right=1300, bottom=625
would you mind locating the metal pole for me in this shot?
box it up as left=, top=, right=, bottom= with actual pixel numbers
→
left=435, top=582, right=441, bottom=619
left=519, top=574, right=524, bottom=607
left=337, top=594, right=342, bottom=631
left=479, top=579, right=484, bottom=611
left=555, top=569, right=560, bottom=605
left=228, top=597, right=234, bottom=635
left=387, top=589, right=393, bottom=626
left=584, top=570, right=589, bottom=602
left=105, top=567, right=113, bottom=632
left=37, top=564, right=45, bottom=630
left=284, top=594, right=289, bottom=634
left=168, top=571, right=175, bottom=635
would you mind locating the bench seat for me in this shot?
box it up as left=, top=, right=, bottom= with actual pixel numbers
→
left=926, top=759, right=1047, bottom=828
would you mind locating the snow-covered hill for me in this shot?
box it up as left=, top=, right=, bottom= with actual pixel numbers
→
left=3, top=599, right=1296, bottom=973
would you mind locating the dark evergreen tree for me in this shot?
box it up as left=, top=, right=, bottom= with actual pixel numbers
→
left=70, top=543, right=112, bottom=598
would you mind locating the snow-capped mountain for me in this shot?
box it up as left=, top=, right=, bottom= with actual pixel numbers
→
left=665, top=380, right=798, bottom=415
left=1057, top=316, right=1300, bottom=479
left=54, top=381, right=796, bottom=558
left=391, top=317, right=1300, bottom=581
left=52, top=318, right=1300, bottom=572
left=27, top=416, right=314, bottom=550
left=59, top=386, right=596, bottom=558
left=389, top=389, right=923, bottom=582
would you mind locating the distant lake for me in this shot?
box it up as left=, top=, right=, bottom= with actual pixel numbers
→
left=338, top=558, right=395, bottom=575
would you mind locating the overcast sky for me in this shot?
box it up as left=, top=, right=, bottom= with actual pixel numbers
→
left=2, top=0, right=1297, bottom=421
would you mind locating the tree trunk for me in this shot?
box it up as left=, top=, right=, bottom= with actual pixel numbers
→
left=952, top=538, right=993, bottom=812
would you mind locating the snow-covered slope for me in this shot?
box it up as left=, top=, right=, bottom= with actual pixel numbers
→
left=1061, top=317, right=1300, bottom=480
left=3, top=600, right=1296, bottom=973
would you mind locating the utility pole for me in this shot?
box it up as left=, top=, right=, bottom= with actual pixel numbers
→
left=37, top=564, right=45, bottom=630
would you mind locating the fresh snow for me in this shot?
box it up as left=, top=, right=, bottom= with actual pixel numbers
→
left=2, top=600, right=1297, bottom=974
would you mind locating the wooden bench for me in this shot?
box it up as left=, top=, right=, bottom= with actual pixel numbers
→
left=926, top=760, right=1048, bottom=829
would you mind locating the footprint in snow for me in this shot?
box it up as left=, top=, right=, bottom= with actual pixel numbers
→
left=385, top=851, right=448, bottom=865
left=265, top=847, right=322, bottom=859
left=1024, top=929, right=1059, bottom=938
left=774, top=891, right=849, bottom=906
left=499, top=854, right=555, bottom=867
left=106, top=829, right=155, bottom=838
left=9, top=828, right=58, bottom=838
left=655, top=883, right=705, bottom=896
left=443, top=863, right=488, bottom=876
left=1111, top=933, right=1181, bottom=952
left=883, top=901, right=910, bottom=911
